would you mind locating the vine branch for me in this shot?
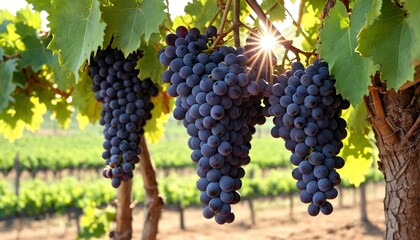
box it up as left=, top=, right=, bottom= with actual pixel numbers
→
left=364, top=72, right=399, bottom=145
left=139, top=136, right=164, bottom=240
left=402, top=116, right=420, bottom=142
left=233, top=0, right=241, bottom=47
left=213, top=0, right=233, bottom=48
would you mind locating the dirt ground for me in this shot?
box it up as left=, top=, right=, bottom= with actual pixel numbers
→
left=1, top=184, right=385, bottom=240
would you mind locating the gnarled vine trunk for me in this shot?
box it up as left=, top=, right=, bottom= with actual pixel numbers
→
left=365, top=79, right=420, bottom=239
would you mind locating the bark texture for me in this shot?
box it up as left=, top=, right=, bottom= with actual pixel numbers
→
left=114, top=180, right=133, bottom=240
left=139, top=136, right=164, bottom=240
left=365, top=80, right=420, bottom=240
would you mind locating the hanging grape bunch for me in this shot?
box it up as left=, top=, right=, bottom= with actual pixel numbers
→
left=268, top=59, right=350, bottom=216
left=88, top=47, right=159, bottom=188
left=159, top=25, right=270, bottom=224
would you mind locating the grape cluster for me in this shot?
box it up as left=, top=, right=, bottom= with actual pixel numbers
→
left=268, top=59, right=349, bottom=216
left=159, top=26, right=268, bottom=224
left=89, top=46, right=159, bottom=188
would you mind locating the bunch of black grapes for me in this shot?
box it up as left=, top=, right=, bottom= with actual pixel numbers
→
left=268, top=59, right=350, bottom=216
left=89, top=46, right=159, bottom=188
left=159, top=26, right=270, bottom=224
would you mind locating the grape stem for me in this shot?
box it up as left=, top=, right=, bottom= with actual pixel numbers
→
left=213, top=0, right=233, bottom=48
left=233, top=0, right=241, bottom=47
left=244, top=0, right=313, bottom=60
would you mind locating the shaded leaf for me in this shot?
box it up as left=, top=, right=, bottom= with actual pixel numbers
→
left=20, top=35, right=54, bottom=71
left=136, top=34, right=166, bottom=84
left=0, top=59, right=18, bottom=112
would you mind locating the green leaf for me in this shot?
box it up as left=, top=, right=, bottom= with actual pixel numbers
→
left=48, top=0, right=106, bottom=80
left=0, top=59, right=18, bottom=113
left=306, top=0, right=327, bottom=12
left=261, top=0, right=285, bottom=22
left=14, top=22, right=37, bottom=38
left=365, top=0, right=382, bottom=26
left=338, top=129, right=373, bottom=187
left=144, top=93, right=172, bottom=143
left=346, top=103, right=369, bottom=134
left=16, top=7, right=42, bottom=29
left=405, top=0, right=420, bottom=61
left=27, top=0, right=52, bottom=13
left=52, top=100, right=72, bottom=128
left=13, top=93, right=35, bottom=124
left=136, top=34, right=166, bottom=84
left=0, top=47, right=3, bottom=60
left=0, top=20, right=11, bottom=33
left=357, top=0, right=415, bottom=90
left=102, top=0, right=166, bottom=56
left=338, top=104, right=373, bottom=187
left=317, top=1, right=373, bottom=105
left=183, top=0, right=219, bottom=29
left=50, top=55, right=74, bottom=90
left=72, top=71, right=101, bottom=123
left=20, top=35, right=54, bottom=71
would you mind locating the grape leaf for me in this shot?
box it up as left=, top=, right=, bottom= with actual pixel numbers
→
left=51, top=55, right=74, bottom=90
left=51, top=100, right=72, bottom=128
left=26, top=0, right=52, bottom=13
left=261, top=0, right=285, bottom=22
left=183, top=0, right=219, bottom=29
left=72, top=71, right=101, bottom=123
left=20, top=35, right=54, bottom=71
left=365, top=0, right=382, bottom=26
left=48, top=0, right=106, bottom=80
left=345, top=103, right=369, bottom=134
left=16, top=7, right=42, bottom=29
left=306, top=0, right=327, bottom=12
left=338, top=104, right=373, bottom=187
left=0, top=119, right=25, bottom=143
left=144, top=92, right=173, bottom=143
left=102, top=0, right=166, bottom=56
left=25, top=97, right=47, bottom=132
left=0, top=59, right=18, bottom=113
left=405, top=0, right=420, bottom=62
left=317, top=1, right=373, bottom=105
left=14, top=22, right=37, bottom=38
left=357, top=0, right=414, bottom=90
left=0, top=20, right=11, bottom=33
left=136, top=34, right=166, bottom=84
left=13, top=93, right=35, bottom=124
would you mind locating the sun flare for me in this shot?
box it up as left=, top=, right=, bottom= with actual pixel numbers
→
left=259, top=33, right=277, bottom=51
